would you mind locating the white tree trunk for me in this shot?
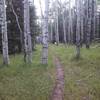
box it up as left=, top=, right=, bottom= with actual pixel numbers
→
left=50, top=20, right=53, bottom=43
left=76, top=0, right=81, bottom=59
left=56, top=4, right=59, bottom=45
left=80, top=0, right=84, bottom=44
left=24, top=0, right=32, bottom=63
left=42, top=0, right=49, bottom=64
left=0, top=0, right=9, bottom=65
left=62, top=12, right=67, bottom=44
left=68, top=0, right=73, bottom=43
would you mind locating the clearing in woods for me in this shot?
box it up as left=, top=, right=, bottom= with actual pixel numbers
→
left=0, top=45, right=100, bottom=100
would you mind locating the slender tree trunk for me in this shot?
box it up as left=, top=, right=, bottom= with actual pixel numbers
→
left=76, top=0, right=81, bottom=59
left=92, top=0, right=97, bottom=39
left=80, top=0, right=84, bottom=46
left=0, top=0, right=10, bottom=65
left=24, top=0, right=32, bottom=63
left=68, top=0, right=71, bottom=43
left=50, top=20, right=53, bottom=43
left=54, top=18, right=57, bottom=43
left=56, top=3, right=59, bottom=45
left=96, top=12, right=100, bottom=38
left=86, top=0, right=92, bottom=49
left=62, top=12, right=67, bottom=44
left=11, top=2, right=24, bottom=52
left=68, top=0, right=73, bottom=44
left=42, top=0, right=49, bottom=64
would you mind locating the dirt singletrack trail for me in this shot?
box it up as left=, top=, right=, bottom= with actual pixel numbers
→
left=51, top=57, right=65, bottom=100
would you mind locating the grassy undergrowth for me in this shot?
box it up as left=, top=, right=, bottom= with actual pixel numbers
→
left=50, top=44, right=100, bottom=100
left=0, top=44, right=100, bottom=100
left=0, top=45, right=55, bottom=100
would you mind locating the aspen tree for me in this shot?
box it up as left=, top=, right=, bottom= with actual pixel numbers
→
left=86, top=0, right=92, bottom=49
left=42, top=0, right=49, bottom=64
left=56, top=0, right=59, bottom=45
left=50, top=20, right=53, bottom=43
left=75, top=0, right=81, bottom=59
left=24, top=0, right=32, bottom=63
left=0, top=0, right=9, bottom=65
left=68, top=0, right=73, bottom=43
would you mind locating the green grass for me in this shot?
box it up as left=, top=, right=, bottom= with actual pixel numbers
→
left=0, top=45, right=54, bottom=100
left=50, top=44, right=100, bottom=100
left=0, top=44, right=100, bottom=100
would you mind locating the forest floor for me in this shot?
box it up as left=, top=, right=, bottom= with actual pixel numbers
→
left=0, top=45, right=55, bottom=100
left=50, top=44, right=100, bottom=100
left=51, top=57, right=64, bottom=100
left=0, top=44, right=100, bottom=100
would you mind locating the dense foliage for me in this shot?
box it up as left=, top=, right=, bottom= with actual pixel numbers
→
left=0, top=0, right=39, bottom=54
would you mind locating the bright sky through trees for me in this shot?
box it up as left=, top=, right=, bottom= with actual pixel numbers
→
left=33, top=0, right=75, bottom=16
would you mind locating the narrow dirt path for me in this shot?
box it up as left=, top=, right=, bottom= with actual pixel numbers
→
left=51, top=57, right=64, bottom=100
